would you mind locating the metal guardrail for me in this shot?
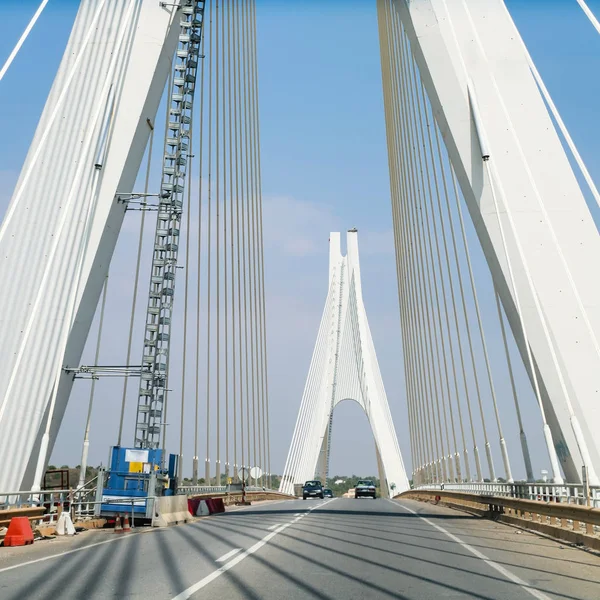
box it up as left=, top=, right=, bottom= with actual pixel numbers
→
left=177, top=485, right=275, bottom=495
left=413, top=482, right=600, bottom=508
left=0, top=487, right=98, bottom=521
left=399, top=488, right=600, bottom=550
left=0, top=506, right=46, bottom=528
left=0, top=483, right=293, bottom=531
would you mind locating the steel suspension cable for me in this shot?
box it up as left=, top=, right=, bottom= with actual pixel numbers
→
left=408, top=50, right=456, bottom=482
left=382, top=0, right=421, bottom=477
left=0, top=0, right=50, bottom=83
left=219, top=0, right=229, bottom=483
left=576, top=0, right=600, bottom=33
left=494, top=289, right=534, bottom=481
left=377, top=0, right=416, bottom=479
left=412, top=72, right=460, bottom=482
left=178, top=102, right=195, bottom=480
left=449, top=161, right=497, bottom=482
left=425, top=99, right=471, bottom=482
left=397, top=19, right=445, bottom=482
left=226, top=0, right=235, bottom=482
left=386, top=3, right=430, bottom=482
left=243, top=0, right=259, bottom=482
left=215, top=0, right=222, bottom=485
left=431, top=123, right=478, bottom=482
left=193, top=16, right=207, bottom=485
left=78, top=274, right=109, bottom=489
left=393, top=11, right=438, bottom=482
left=385, top=5, right=428, bottom=483
left=249, top=0, right=269, bottom=486
left=205, top=0, right=214, bottom=484
left=418, top=83, right=464, bottom=481
left=249, top=0, right=266, bottom=485
left=232, top=0, right=244, bottom=479
left=240, top=0, right=253, bottom=477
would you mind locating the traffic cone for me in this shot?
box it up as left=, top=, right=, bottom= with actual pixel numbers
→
left=3, top=517, right=34, bottom=546
left=122, top=514, right=131, bottom=533
left=114, top=516, right=123, bottom=534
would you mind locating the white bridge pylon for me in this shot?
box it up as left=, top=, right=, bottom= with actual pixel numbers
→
left=279, top=230, right=409, bottom=497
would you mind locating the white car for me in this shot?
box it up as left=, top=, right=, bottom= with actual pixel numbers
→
left=354, top=480, right=377, bottom=499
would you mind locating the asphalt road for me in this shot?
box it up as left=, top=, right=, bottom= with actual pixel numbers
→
left=1, top=497, right=599, bottom=599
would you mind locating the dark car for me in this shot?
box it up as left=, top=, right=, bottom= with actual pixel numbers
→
left=323, top=488, right=334, bottom=498
left=355, top=480, right=377, bottom=499
left=302, top=480, right=324, bottom=499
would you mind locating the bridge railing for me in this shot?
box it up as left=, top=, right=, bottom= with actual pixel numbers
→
left=177, top=484, right=285, bottom=496
left=413, top=482, right=600, bottom=508
left=0, top=486, right=98, bottom=523
left=399, top=487, right=600, bottom=550
left=0, top=483, right=292, bottom=530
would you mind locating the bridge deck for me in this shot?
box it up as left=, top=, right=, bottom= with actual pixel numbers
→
left=1, top=498, right=599, bottom=599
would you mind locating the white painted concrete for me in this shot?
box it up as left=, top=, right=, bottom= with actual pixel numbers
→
left=280, top=231, right=410, bottom=497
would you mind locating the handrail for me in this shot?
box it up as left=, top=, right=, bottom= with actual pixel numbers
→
left=402, top=489, right=600, bottom=524
left=413, top=481, right=600, bottom=508
left=397, top=488, right=600, bottom=550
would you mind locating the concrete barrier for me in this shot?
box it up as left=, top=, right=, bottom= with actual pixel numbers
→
left=152, top=496, right=193, bottom=527
left=196, top=500, right=209, bottom=516
left=396, top=489, right=600, bottom=551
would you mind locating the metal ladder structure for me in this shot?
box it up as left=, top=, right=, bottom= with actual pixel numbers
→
left=135, top=1, right=206, bottom=449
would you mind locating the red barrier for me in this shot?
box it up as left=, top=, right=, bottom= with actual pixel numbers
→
left=186, top=496, right=226, bottom=516
left=188, top=497, right=201, bottom=515
left=3, top=517, right=34, bottom=546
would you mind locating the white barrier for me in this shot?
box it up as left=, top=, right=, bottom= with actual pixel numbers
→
left=151, top=495, right=192, bottom=527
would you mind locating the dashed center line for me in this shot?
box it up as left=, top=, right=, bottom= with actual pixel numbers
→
left=171, top=499, right=335, bottom=599
left=215, top=548, right=242, bottom=563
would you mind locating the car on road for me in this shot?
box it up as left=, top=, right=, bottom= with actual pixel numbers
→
left=355, top=480, right=377, bottom=499
left=323, top=488, right=334, bottom=498
left=302, top=480, right=324, bottom=499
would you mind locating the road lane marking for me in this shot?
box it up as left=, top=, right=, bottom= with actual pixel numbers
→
left=0, top=529, right=152, bottom=574
left=0, top=498, right=323, bottom=577
left=397, top=502, right=553, bottom=600
left=171, top=499, right=335, bottom=599
left=216, top=548, right=242, bottom=562
left=294, top=513, right=301, bottom=516
left=266, top=523, right=280, bottom=531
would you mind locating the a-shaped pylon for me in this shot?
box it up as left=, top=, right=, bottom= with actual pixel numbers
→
left=279, top=230, right=409, bottom=497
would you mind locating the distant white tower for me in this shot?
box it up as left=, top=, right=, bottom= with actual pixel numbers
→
left=279, top=230, right=409, bottom=497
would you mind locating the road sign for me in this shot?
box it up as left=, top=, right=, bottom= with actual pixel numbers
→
left=250, top=466, right=263, bottom=480
left=239, top=467, right=249, bottom=482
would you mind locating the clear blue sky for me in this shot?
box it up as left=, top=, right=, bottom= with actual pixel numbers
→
left=1, top=0, right=599, bottom=480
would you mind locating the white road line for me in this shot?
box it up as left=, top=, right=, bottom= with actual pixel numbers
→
left=266, top=523, right=280, bottom=531
left=215, top=548, right=242, bottom=563
left=0, top=529, right=151, bottom=574
left=0, top=498, right=317, bottom=577
left=397, top=503, right=553, bottom=600
left=294, top=513, right=301, bottom=516
left=171, top=499, right=334, bottom=599
left=171, top=523, right=291, bottom=599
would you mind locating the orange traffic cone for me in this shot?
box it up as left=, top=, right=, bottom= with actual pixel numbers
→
left=122, top=514, right=131, bottom=533
left=114, top=516, right=123, bottom=534
left=4, top=517, right=34, bottom=546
